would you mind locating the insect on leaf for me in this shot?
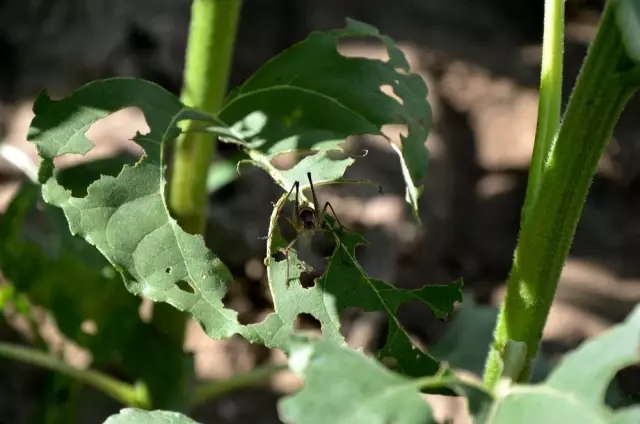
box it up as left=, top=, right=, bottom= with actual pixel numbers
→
left=262, top=183, right=463, bottom=384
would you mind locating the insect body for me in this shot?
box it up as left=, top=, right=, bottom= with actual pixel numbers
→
left=277, top=172, right=344, bottom=283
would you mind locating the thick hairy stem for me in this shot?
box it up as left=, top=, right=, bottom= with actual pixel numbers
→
left=483, top=1, right=638, bottom=388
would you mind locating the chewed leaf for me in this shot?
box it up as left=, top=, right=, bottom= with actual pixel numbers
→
left=217, top=18, right=431, bottom=217
left=264, top=186, right=462, bottom=383
left=478, top=306, right=640, bottom=424
left=545, top=303, right=640, bottom=407
left=318, top=217, right=463, bottom=379
left=27, top=78, right=244, bottom=341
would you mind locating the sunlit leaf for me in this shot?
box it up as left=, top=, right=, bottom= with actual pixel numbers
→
left=278, top=338, right=435, bottom=424
left=216, top=18, right=431, bottom=216
left=278, top=337, right=493, bottom=424
left=263, top=183, right=463, bottom=383
left=545, top=303, right=640, bottom=408
left=480, top=305, right=640, bottom=423
left=103, top=409, right=201, bottom=424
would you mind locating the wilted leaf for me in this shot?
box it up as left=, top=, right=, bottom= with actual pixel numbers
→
left=103, top=409, right=201, bottom=424
left=217, top=18, right=431, bottom=217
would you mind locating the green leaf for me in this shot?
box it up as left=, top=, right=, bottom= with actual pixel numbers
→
left=217, top=18, right=431, bottom=217
left=545, top=303, right=640, bottom=408
left=278, top=338, right=436, bottom=424
left=263, top=184, right=463, bottom=384
left=25, top=77, right=336, bottom=363
left=28, top=78, right=240, bottom=336
left=480, top=305, right=640, bottom=423
left=431, top=296, right=551, bottom=382
left=0, top=179, right=188, bottom=409
left=488, top=387, right=610, bottom=423
left=103, top=409, right=201, bottom=424
left=617, top=0, right=640, bottom=64
left=279, top=337, right=493, bottom=424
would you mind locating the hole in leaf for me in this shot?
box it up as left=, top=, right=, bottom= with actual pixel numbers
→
left=53, top=106, right=148, bottom=197
left=294, top=313, right=321, bottom=333
left=605, top=365, right=640, bottom=409
left=299, top=268, right=315, bottom=289
left=271, top=250, right=287, bottom=263
left=165, top=267, right=172, bottom=274
left=380, top=84, right=403, bottom=105
left=175, top=280, right=195, bottom=294
left=336, top=37, right=388, bottom=60
left=380, top=123, right=409, bottom=150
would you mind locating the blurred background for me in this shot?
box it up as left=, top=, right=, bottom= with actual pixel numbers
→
left=1, top=0, right=640, bottom=423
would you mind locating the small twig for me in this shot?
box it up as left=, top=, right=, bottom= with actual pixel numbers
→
left=0, top=342, right=150, bottom=408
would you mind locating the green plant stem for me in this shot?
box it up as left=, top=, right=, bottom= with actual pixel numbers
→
left=190, top=364, right=287, bottom=409
left=0, top=342, right=150, bottom=408
left=169, top=0, right=242, bottom=235
left=154, top=0, right=242, bottom=356
left=483, top=1, right=638, bottom=389
left=521, top=0, right=565, bottom=224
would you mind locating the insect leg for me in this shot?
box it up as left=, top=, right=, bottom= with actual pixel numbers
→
left=307, top=172, right=321, bottom=215
left=319, top=200, right=351, bottom=264
left=320, top=201, right=345, bottom=230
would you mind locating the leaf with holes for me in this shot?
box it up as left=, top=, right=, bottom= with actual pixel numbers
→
left=28, top=78, right=243, bottom=339
left=215, top=18, right=431, bottom=216
left=478, top=305, right=640, bottom=423
left=25, top=77, right=351, bottom=365
left=262, top=183, right=463, bottom=384
left=0, top=180, right=189, bottom=409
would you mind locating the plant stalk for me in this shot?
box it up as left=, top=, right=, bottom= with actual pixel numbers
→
left=521, top=0, right=565, bottom=224
left=0, top=342, right=150, bottom=408
left=153, top=0, right=242, bottom=357
left=169, top=0, right=242, bottom=235
left=483, top=1, right=638, bottom=389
